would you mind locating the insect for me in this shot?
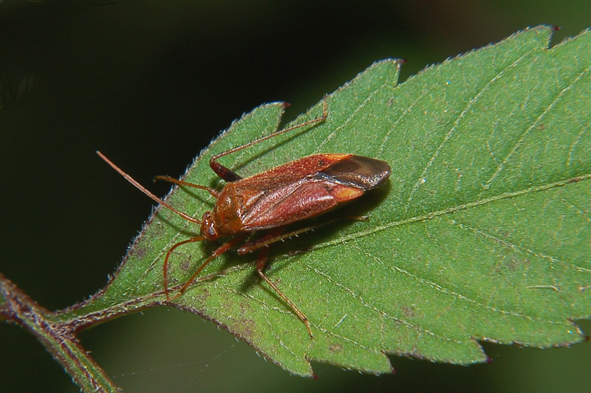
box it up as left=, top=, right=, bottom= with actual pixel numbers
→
left=97, top=101, right=391, bottom=337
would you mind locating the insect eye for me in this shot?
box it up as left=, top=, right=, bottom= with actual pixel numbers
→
left=200, top=212, right=218, bottom=241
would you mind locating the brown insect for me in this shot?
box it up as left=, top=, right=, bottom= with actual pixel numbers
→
left=97, top=102, right=390, bottom=337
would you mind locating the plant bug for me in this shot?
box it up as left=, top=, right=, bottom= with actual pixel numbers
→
left=97, top=102, right=391, bottom=337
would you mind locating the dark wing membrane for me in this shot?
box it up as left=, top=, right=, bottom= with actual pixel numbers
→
left=317, top=155, right=391, bottom=190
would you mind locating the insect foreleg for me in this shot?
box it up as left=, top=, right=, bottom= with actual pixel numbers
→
left=168, top=234, right=248, bottom=300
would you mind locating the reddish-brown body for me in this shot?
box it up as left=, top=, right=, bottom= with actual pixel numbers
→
left=207, top=153, right=388, bottom=238
left=98, top=102, right=390, bottom=337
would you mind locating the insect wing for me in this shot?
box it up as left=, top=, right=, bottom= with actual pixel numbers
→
left=237, top=154, right=391, bottom=230
left=239, top=177, right=363, bottom=230
left=239, top=154, right=354, bottom=191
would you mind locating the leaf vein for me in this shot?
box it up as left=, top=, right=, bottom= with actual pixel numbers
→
left=567, top=120, right=590, bottom=167
left=308, top=264, right=470, bottom=345
left=454, top=220, right=591, bottom=275
left=377, top=94, right=422, bottom=158
left=405, top=50, right=536, bottom=211
left=315, top=78, right=393, bottom=153
left=350, top=243, right=567, bottom=326
left=314, top=174, right=591, bottom=253
left=485, top=63, right=591, bottom=187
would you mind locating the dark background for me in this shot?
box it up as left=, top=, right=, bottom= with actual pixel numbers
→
left=1, top=1, right=590, bottom=392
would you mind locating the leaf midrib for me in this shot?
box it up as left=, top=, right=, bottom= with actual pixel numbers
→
left=314, top=173, right=591, bottom=252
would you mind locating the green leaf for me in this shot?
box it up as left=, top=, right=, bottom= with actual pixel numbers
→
left=72, top=26, right=591, bottom=376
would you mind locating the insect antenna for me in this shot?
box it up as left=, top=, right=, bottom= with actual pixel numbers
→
left=96, top=151, right=201, bottom=224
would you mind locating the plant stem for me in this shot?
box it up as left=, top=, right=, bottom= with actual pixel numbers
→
left=0, top=274, right=122, bottom=393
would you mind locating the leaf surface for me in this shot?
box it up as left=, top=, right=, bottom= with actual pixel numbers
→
left=73, top=26, right=591, bottom=376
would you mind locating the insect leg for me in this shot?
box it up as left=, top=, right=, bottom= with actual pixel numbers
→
left=254, top=234, right=314, bottom=338
left=237, top=215, right=367, bottom=255
left=238, top=227, right=314, bottom=338
left=167, top=234, right=248, bottom=300
left=209, top=98, right=329, bottom=182
left=154, top=176, right=220, bottom=198
left=164, top=236, right=205, bottom=300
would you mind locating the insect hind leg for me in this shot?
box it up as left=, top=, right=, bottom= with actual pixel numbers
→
left=252, top=230, right=314, bottom=338
left=209, top=97, right=329, bottom=182
left=237, top=214, right=366, bottom=256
